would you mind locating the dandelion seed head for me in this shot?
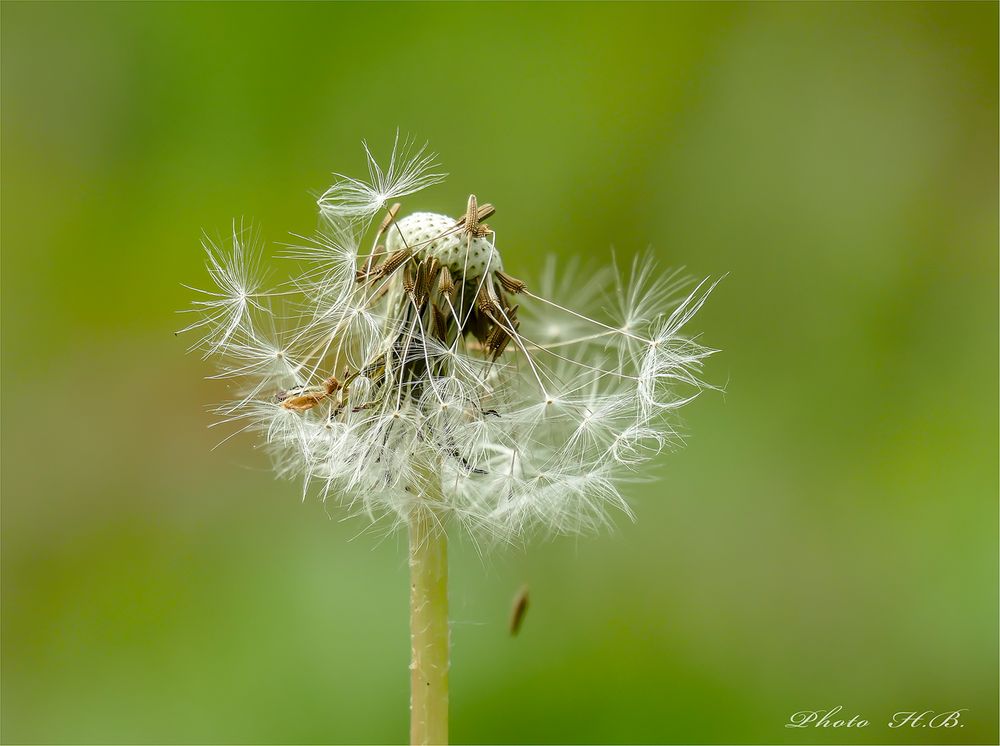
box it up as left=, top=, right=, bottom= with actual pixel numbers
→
left=182, top=137, right=719, bottom=540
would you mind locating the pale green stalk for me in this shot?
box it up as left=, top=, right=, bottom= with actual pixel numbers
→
left=408, top=507, right=449, bottom=745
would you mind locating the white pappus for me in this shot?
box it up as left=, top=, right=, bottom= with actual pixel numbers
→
left=181, top=136, right=720, bottom=540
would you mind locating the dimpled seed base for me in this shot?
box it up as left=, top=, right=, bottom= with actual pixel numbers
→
left=385, top=212, right=503, bottom=279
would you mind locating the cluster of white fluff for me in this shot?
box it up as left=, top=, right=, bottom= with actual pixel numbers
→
left=181, top=135, right=718, bottom=539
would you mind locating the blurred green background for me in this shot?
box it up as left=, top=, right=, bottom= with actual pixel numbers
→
left=2, top=2, right=997, bottom=744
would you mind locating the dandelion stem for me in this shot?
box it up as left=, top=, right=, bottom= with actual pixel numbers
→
left=408, top=506, right=449, bottom=745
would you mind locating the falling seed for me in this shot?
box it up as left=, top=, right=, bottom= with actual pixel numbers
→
left=508, top=585, right=530, bottom=636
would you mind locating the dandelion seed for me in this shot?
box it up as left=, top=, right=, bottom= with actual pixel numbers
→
left=177, top=222, right=269, bottom=355
left=508, top=585, right=530, bottom=636
left=317, top=132, right=446, bottom=222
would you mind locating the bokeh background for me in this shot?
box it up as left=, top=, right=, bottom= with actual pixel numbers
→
left=2, top=2, right=997, bottom=744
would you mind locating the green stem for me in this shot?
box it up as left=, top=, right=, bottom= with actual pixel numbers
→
left=408, top=508, right=449, bottom=745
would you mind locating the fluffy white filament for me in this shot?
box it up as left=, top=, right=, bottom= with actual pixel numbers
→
left=182, top=139, right=718, bottom=540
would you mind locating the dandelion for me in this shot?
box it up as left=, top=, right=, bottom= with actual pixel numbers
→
left=180, top=138, right=719, bottom=745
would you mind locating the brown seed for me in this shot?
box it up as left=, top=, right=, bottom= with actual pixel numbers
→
left=415, top=259, right=439, bottom=307
left=477, top=283, right=501, bottom=314
left=495, top=270, right=526, bottom=294
left=413, top=264, right=427, bottom=305
left=432, top=303, right=449, bottom=341
left=492, top=331, right=514, bottom=360
left=358, top=245, right=386, bottom=279
left=493, top=316, right=519, bottom=359
left=454, top=202, right=496, bottom=228
left=453, top=195, right=495, bottom=238
left=379, top=248, right=412, bottom=278
left=485, top=324, right=508, bottom=352
left=465, top=194, right=478, bottom=229
left=508, top=585, right=530, bottom=636
left=439, top=266, right=455, bottom=298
